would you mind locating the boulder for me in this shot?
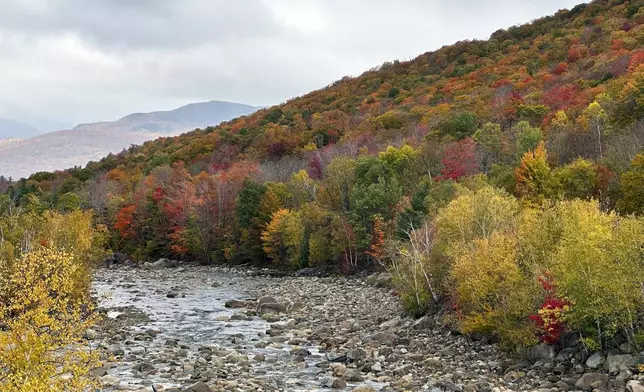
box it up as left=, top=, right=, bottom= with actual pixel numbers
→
left=291, top=347, right=311, bottom=356
left=143, top=258, right=174, bottom=270
left=627, top=380, right=644, bottom=392
left=412, top=315, right=435, bottom=330
left=132, top=362, right=154, bottom=373
left=347, top=348, right=367, bottom=361
left=104, top=252, right=127, bottom=266
left=575, top=373, right=609, bottom=390
left=257, top=296, right=278, bottom=306
left=224, top=299, right=248, bottom=308
left=375, top=272, right=393, bottom=287
left=351, top=387, right=376, bottom=392
left=556, top=347, right=578, bottom=363
left=186, top=381, right=213, bottom=392
left=585, top=351, right=606, bottom=369
left=87, top=366, right=108, bottom=377
left=258, top=302, right=287, bottom=314
left=342, top=369, right=364, bottom=381
left=100, top=375, right=120, bottom=387
left=528, top=343, right=556, bottom=362
left=322, top=376, right=347, bottom=389
left=380, top=316, right=403, bottom=329
left=616, top=370, right=633, bottom=387
left=606, top=354, right=634, bottom=373
left=620, top=342, right=636, bottom=354
left=363, top=331, right=398, bottom=346
left=83, top=328, right=98, bottom=340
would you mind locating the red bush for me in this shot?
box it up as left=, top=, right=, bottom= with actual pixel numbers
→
left=530, top=273, right=571, bottom=344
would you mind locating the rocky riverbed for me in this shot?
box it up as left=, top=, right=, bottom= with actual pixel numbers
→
left=89, top=264, right=644, bottom=392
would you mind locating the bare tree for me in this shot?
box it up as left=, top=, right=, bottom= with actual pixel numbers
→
left=386, top=221, right=439, bottom=311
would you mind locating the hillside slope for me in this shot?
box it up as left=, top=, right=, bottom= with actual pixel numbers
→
left=9, top=0, right=644, bottom=253
left=0, top=101, right=258, bottom=178
left=78, top=0, right=643, bottom=178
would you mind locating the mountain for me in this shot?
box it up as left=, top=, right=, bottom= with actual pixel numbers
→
left=72, top=101, right=259, bottom=135
left=0, top=101, right=258, bottom=178
left=7, top=0, right=644, bottom=261
left=0, top=118, right=41, bottom=139
left=74, top=0, right=642, bottom=179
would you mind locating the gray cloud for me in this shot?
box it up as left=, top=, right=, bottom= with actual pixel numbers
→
left=0, top=0, right=584, bottom=129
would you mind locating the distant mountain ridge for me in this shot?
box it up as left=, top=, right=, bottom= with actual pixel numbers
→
left=73, top=101, right=257, bottom=134
left=0, top=100, right=259, bottom=179
left=0, top=118, right=41, bottom=139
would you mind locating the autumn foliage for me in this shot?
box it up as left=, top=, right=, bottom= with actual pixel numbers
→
left=1, top=0, right=643, bottom=354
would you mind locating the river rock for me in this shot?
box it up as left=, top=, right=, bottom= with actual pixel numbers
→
left=186, top=381, right=213, bottom=392
left=412, top=315, right=435, bottom=330
left=224, top=299, right=248, bottom=308
left=100, top=374, right=120, bottom=386
left=258, top=302, right=287, bottom=314
left=83, top=328, right=98, bottom=340
left=291, top=347, right=311, bottom=356
left=528, top=343, right=556, bottom=362
left=364, top=331, right=398, bottom=346
left=380, top=316, right=403, bottom=329
left=322, top=376, right=347, bottom=388
left=616, top=369, right=633, bottom=387
left=585, top=351, right=606, bottom=369
left=342, top=368, right=364, bottom=381
left=352, top=387, right=376, bottom=392
left=575, top=373, right=609, bottom=390
left=88, top=366, right=108, bottom=377
left=627, top=380, right=644, bottom=392
left=257, top=296, right=278, bottom=306
left=143, top=258, right=174, bottom=270
left=347, top=348, right=367, bottom=361
left=620, top=342, right=636, bottom=354
left=606, top=354, right=634, bottom=373
left=375, top=272, right=393, bottom=287
left=132, top=362, right=154, bottom=373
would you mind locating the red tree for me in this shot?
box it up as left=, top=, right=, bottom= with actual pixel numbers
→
left=438, top=138, right=479, bottom=181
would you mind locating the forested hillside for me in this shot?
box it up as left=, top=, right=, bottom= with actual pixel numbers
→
left=2, top=0, right=644, bottom=351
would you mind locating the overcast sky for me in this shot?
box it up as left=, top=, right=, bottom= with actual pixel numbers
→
left=0, top=0, right=584, bottom=129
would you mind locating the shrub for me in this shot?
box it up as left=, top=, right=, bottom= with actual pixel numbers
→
left=452, top=232, right=538, bottom=348
left=0, top=249, right=99, bottom=392
left=529, top=273, right=571, bottom=344
left=387, top=222, right=438, bottom=316
left=547, top=200, right=644, bottom=347
left=617, top=153, right=644, bottom=214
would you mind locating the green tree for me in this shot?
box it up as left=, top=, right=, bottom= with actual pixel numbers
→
left=473, top=122, right=504, bottom=169
left=439, top=112, right=477, bottom=140
left=236, top=180, right=268, bottom=261
left=549, top=158, right=598, bottom=200
left=617, top=153, right=644, bottom=215
left=513, top=121, right=543, bottom=157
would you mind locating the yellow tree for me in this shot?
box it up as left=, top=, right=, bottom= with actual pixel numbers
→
left=514, top=141, right=551, bottom=202
left=261, top=209, right=289, bottom=263
left=0, top=249, right=99, bottom=392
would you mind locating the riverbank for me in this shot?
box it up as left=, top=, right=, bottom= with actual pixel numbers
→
left=89, top=264, right=644, bottom=392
